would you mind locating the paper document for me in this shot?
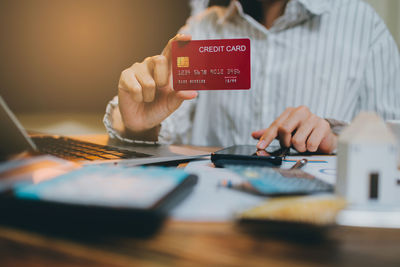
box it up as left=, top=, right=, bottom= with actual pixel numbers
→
left=172, top=155, right=337, bottom=222
left=171, top=159, right=266, bottom=221
left=283, top=155, right=337, bottom=184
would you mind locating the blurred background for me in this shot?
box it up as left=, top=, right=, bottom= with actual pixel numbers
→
left=0, top=0, right=398, bottom=135
left=0, top=0, right=191, bottom=134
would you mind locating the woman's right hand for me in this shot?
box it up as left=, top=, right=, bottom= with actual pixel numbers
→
left=118, top=34, right=198, bottom=140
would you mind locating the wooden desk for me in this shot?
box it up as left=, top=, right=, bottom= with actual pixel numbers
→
left=1, top=136, right=400, bottom=266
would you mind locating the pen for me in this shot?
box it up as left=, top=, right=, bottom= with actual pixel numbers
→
left=219, top=179, right=260, bottom=194
left=290, top=158, right=308, bottom=170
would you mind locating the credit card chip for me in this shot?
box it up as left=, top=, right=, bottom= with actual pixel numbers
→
left=177, top=57, right=189, bottom=68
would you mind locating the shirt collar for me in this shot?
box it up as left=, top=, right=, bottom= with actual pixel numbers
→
left=219, top=0, right=242, bottom=23
left=297, top=0, right=331, bottom=15
left=220, top=0, right=332, bottom=24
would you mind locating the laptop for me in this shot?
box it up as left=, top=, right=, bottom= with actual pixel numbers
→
left=0, top=95, right=204, bottom=165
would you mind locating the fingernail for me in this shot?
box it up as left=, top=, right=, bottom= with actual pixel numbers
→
left=257, top=140, right=267, bottom=149
left=256, top=150, right=268, bottom=156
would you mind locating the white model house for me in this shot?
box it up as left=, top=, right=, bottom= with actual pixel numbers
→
left=336, top=112, right=399, bottom=205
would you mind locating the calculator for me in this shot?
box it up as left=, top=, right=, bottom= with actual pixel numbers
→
left=224, top=165, right=333, bottom=196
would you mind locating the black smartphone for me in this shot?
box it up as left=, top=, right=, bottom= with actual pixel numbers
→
left=211, top=145, right=289, bottom=167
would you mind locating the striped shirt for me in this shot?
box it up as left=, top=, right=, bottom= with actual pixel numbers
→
left=104, top=0, right=400, bottom=147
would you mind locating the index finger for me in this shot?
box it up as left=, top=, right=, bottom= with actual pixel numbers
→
left=257, top=108, right=294, bottom=150
left=162, top=33, right=192, bottom=63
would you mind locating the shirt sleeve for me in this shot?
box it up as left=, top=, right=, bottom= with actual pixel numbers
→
left=360, top=15, right=400, bottom=120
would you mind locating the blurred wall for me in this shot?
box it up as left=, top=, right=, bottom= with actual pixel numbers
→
left=0, top=0, right=190, bottom=113
left=365, top=0, right=400, bottom=47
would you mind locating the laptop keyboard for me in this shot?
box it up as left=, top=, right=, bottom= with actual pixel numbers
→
left=32, top=136, right=150, bottom=161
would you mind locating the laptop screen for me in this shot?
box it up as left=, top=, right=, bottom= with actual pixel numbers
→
left=0, top=96, right=37, bottom=160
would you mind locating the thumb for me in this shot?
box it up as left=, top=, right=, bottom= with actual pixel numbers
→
left=175, top=90, right=198, bottom=100
left=166, top=90, right=198, bottom=113
left=162, top=33, right=192, bottom=64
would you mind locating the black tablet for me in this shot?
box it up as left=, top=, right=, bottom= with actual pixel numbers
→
left=0, top=161, right=197, bottom=237
left=211, top=145, right=288, bottom=167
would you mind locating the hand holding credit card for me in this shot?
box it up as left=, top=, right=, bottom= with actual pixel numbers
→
left=172, top=39, right=251, bottom=90
left=117, top=35, right=251, bottom=137
left=117, top=34, right=199, bottom=136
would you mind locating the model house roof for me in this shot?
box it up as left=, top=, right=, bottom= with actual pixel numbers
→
left=339, top=112, right=396, bottom=144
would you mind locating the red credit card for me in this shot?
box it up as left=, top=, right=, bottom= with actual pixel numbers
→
left=172, top=38, right=251, bottom=90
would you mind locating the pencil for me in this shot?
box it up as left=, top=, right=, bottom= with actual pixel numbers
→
left=290, top=158, right=308, bottom=170
left=219, top=179, right=260, bottom=194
